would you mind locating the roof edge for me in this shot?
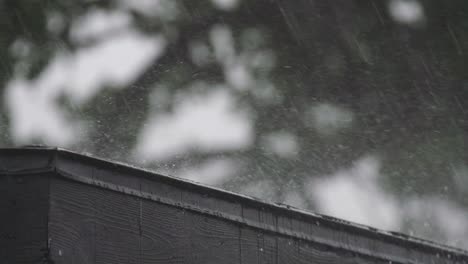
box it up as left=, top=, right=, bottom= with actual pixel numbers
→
left=1, top=147, right=467, bottom=262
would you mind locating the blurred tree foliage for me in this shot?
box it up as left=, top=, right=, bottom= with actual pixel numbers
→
left=0, top=0, right=467, bottom=242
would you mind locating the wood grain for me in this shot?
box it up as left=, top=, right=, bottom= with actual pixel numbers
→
left=49, top=177, right=97, bottom=264
left=141, top=201, right=187, bottom=263
left=50, top=177, right=142, bottom=264
left=185, top=213, right=241, bottom=264
left=277, top=236, right=390, bottom=264
left=3, top=148, right=468, bottom=264
left=240, top=227, right=278, bottom=264
left=94, top=185, right=141, bottom=264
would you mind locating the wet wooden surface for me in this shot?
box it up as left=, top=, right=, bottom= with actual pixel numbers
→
left=1, top=148, right=468, bottom=264
left=48, top=177, right=394, bottom=264
left=0, top=173, right=50, bottom=264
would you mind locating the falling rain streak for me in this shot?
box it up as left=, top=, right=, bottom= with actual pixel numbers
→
left=0, top=0, right=467, bottom=248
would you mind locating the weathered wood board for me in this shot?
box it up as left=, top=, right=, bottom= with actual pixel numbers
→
left=1, top=148, right=467, bottom=264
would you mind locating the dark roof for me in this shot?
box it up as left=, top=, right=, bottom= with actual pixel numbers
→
left=1, top=147, right=467, bottom=263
